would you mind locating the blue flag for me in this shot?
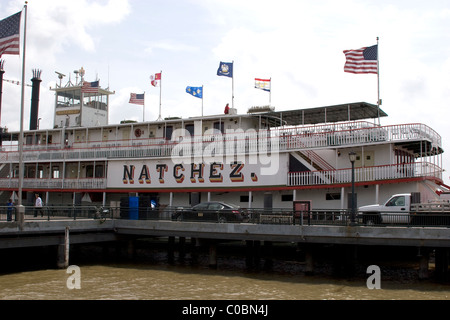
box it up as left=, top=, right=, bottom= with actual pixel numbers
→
left=186, top=86, right=203, bottom=99
left=217, top=61, right=233, bottom=78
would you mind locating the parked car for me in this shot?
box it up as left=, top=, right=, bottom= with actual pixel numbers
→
left=172, top=201, right=247, bottom=223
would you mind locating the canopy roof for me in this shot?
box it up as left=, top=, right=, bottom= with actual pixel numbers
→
left=251, top=102, right=388, bottom=126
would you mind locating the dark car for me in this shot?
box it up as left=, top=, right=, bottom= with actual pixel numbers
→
left=172, top=201, right=247, bottom=223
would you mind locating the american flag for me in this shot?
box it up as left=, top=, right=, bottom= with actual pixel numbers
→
left=343, top=45, right=378, bottom=74
left=0, top=11, right=21, bottom=57
left=129, top=93, right=145, bottom=105
left=82, top=81, right=99, bottom=93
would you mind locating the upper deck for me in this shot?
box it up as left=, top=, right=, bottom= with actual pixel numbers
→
left=0, top=102, right=444, bottom=193
left=0, top=102, right=443, bottom=162
left=0, top=120, right=442, bottom=162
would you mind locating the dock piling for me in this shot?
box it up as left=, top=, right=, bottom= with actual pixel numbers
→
left=57, top=226, right=69, bottom=268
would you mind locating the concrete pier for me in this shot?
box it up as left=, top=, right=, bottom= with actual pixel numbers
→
left=178, top=237, right=186, bottom=263
left=418, top=247, right=430, bottom=280
left=2, top=219, right=450, bottom=282
left=56, top=226, right=70, bottom=269
left=127, top=239, right=136, bottom=260
left=435, top=248, right=449, bottom=282
left=190, top=237, right=200, bottom=265
left=168, top=236, right=175, bottom=265
left=263, top=241, right=273, bottom=271
left=304, top=245, right=314, bottom=275
left=245, top=240, right=262, bottom=270
left=208, top=241, right=217, bottom=269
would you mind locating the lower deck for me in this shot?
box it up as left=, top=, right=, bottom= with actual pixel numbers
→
left=4, top=179, right=444, bottom=214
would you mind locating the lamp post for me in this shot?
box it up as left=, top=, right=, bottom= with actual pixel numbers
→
left=349, top=151, right=357, bottom=225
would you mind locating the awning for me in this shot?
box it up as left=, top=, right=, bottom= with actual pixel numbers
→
left=250, top=102, right=387, bottom=126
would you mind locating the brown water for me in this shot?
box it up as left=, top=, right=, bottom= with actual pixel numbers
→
left=0, top=263, right=449, bottom=300
left=0, top=240, right=449, bottom=301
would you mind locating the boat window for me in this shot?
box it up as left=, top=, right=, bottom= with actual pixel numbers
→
left=56, top=90, right=80, bottom=108
left=214, top=121, right=224, bottom=134
left=52, top=166, right=60, bottom=179
left=83, top=92, right=107, bottom=111
left=37, top=166, right=44, bottom=179
left=95, top=165, right=104, bottom=178
left=164, top=126, right=173, bottom=140
left=240, top=195, right=253, bottom=202
left=185, top=124, right=195, bottom=137
left=86, top=165, right=94, bottom=178
left=326, top=193, right=341, bottom=200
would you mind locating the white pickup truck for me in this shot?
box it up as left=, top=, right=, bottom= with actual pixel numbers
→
left=358, top=193, right=450, bottom=225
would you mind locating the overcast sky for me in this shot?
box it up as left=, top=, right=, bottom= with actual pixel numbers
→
left=1, top=0, right=450, bottom=184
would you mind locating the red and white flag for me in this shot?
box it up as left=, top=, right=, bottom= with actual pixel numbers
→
left=151, top=72, right=161, bottom=87
left=255, top=78, right=271, bottom=92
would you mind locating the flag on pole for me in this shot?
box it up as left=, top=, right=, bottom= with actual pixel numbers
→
left=343, top=45, right=378, bottom=74
left=151, top=72, right=161, bottom=87
left=255, top=78, right=271, bottom=92
left=129, top=93, right=145, bottom=105
left=217, top=61, right=233, bottom=77
left=82, top=80, right=99, bottom=93
left=186, top=86, right=203, bottom=99
left=0, top=11, right=21, bottom=57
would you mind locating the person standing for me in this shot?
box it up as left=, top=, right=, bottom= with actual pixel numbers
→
left=34, top=193, right=43, bottom=217
left=7, top=198, right=13, bottom=222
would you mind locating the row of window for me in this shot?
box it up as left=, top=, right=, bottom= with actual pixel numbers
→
left=12, top=164, right=105, bottom=179
left=238, top=193, right=341, bottom=203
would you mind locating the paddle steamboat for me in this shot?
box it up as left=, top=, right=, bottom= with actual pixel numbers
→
left=0, top=68, right=446, bottom=215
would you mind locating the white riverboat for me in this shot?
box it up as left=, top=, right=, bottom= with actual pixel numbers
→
left=0, top=69, right=446, bottom=216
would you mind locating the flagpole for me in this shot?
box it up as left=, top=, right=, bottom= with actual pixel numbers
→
left=231, top=60, right=234, bottom=109
left=201, top=85, right=204, bottom=117
left=0, top=60, right=4, bottom=126
left=18, top=2, right=28, bottom=224
left=158, top=70, right=162, bottom=121
left=376, top=36, right=380, bottom=126
left=269, top=77, right=272, bottom=107
left=143, top=91, right=145, bottom=122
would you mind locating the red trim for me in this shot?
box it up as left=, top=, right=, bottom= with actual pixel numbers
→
left=3, top=176, right=440, bottom=194
left=438, top=182, right=450, bottom=191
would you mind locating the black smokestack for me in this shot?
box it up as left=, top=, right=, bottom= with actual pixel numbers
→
left=29, top=69, right=42, bottom=130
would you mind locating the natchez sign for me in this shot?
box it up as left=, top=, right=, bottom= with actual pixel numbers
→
left=107, top=157, right=288, bottom=189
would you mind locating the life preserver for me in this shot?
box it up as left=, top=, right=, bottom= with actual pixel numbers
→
left=134, top=128, right=142, bottom=137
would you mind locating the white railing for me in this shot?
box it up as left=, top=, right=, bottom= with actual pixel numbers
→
left=0, top=178, right=107, bottom=190
left=0, top=122, right=441, bottom=162
left=287, top=162, right=442, bottom=186
left=0, top=162, right=441, bottom=190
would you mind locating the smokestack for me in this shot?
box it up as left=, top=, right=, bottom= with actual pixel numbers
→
left=29, top=69, right=42, bottom=130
